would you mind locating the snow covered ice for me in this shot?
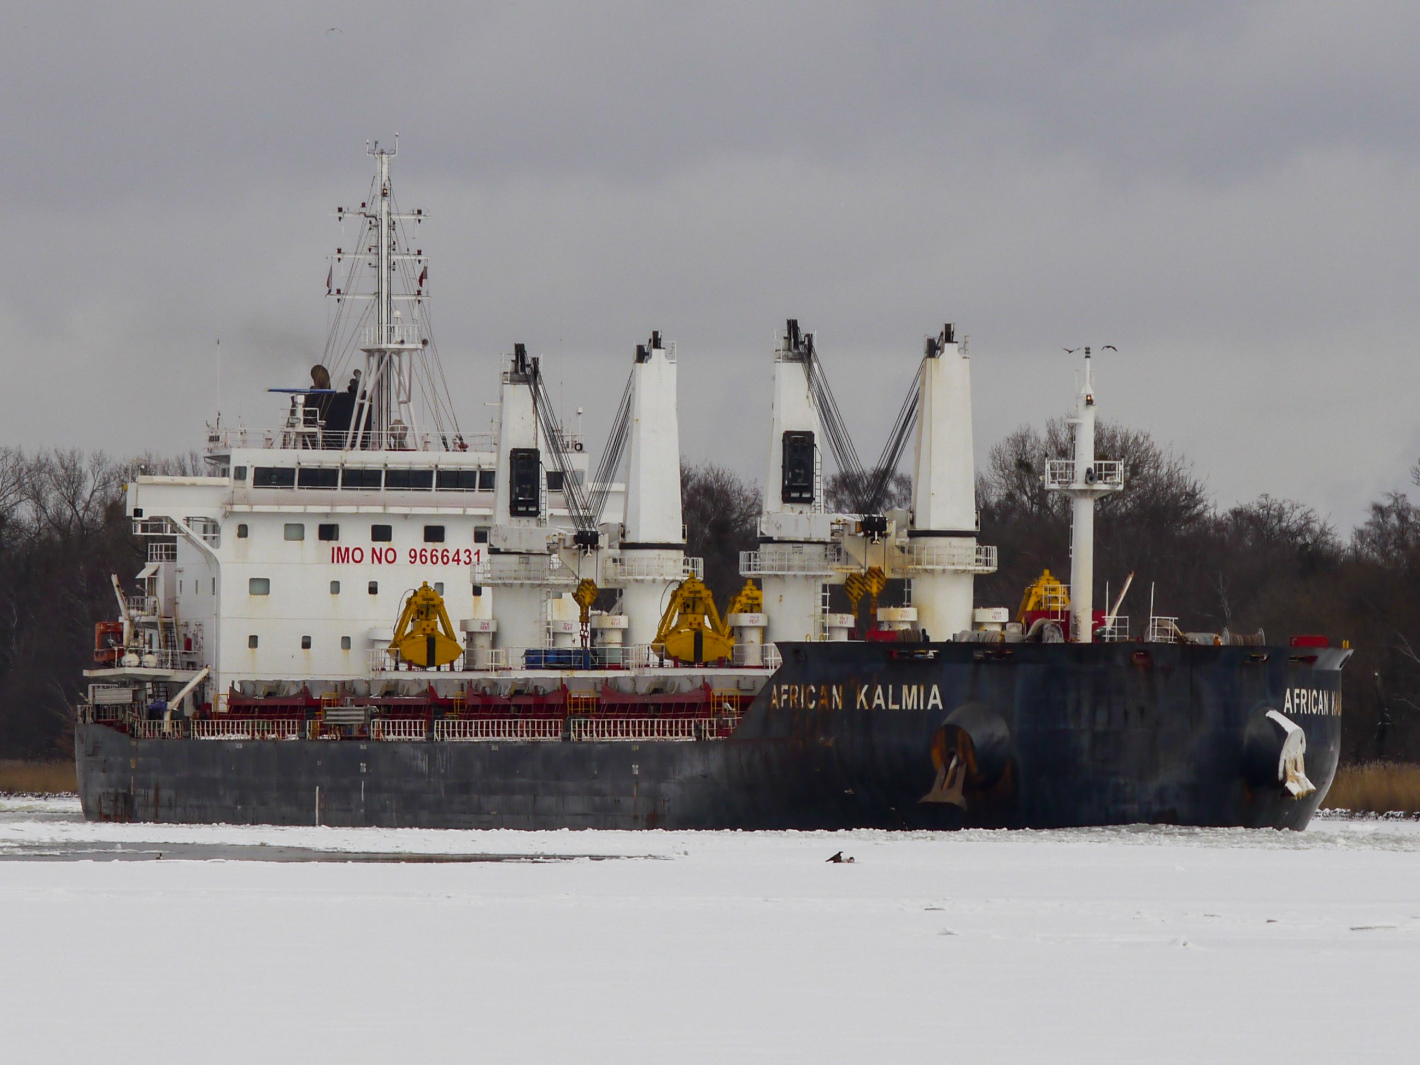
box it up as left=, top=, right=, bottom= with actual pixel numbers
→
left=1, top=798, right=1417, bottom=1063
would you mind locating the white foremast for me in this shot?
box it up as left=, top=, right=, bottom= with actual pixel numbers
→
left=1045, top=349, right=1124, bottom=642
left=328, top=139, right=458, bottom=451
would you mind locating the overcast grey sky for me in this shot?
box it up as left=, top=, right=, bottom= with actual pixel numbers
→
left=2, top=2, right=1417, bottom=528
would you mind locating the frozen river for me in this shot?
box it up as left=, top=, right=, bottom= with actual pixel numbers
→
left=1, top=797, right=1417, bottom=1063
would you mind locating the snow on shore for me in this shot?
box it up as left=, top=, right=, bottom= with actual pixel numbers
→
left=1, top=798, right=1416, bottom=1063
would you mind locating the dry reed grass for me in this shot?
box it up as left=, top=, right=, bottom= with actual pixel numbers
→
left=1322, top=762, right=1420, bottom=816
left=0, top=759, right=77, bottom=795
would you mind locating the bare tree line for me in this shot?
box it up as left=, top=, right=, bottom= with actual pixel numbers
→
left=0, top=448, right=200, bottom=759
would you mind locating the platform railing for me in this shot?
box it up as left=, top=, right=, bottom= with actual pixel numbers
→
left=1098, top=617, right=1131, bottom=642
left=1146, top=616, right=1180, bottom=643
left=114, top=648, right=203, bottom=671
left=475, top=553, right=575, bottom=586
left=206, top=425, right=498, bottom=454
left=371, top=718, right=428, bottom=742
left=566, top=717, right=702, bottom=742
left=126, top=596, right=160, bottom=617
left=740, top=543, right=842, bottom=577
left=434, top=718, right=564, bottom=742
left=731, top=643, right=783, bottom=669
left=891, top=541, right=998, bottom=575
left=132, top=718, right=187, bottom=739
left=1044, top=459, right=1125, bottom=489
left=373, top=640, right=780, bottom=674
left=191, top=719, right=303, bottom=740
left=604, top=554, right=704, bottom=582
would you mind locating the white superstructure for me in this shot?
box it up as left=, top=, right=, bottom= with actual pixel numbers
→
left=121, top=147, right=597, bottom=700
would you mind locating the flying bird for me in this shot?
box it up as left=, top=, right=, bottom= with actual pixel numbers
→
left=1102, top=345, right=1117, bottom=352
left=1063, top=347, right=1079, bottom=355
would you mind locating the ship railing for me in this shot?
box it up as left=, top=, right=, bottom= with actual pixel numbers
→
left=1146, top=616, right=1181, bottom=643
left=371, top=647, right=475, bottom=673
left=434, top=718, right=564, bottom=742
left=361, top=322, right=423, bottom=349
left=604, top=554, right=704, bottom=582
left=371, top=718, right=428, bottom=742
left=191, top=718, right=303, bottom=740
left=478, top=645, right=663, bottom=672
left=132, top=718, right=187, bottom=740
left=566, top=716, right=702, bottom=742
left=119, top=648, right=203, bottom=671
left=1098, top=616, right=1131, bottom=642
left=475, top=553, right=575, bottom=586
left=740, top=543, right=843, bottom=577
left=206, top=425, right=497, bottom=455
left=373, top=640, right=769, bottom=675
left=1044, top=459, right=1125, bottom=489
left=186, top=517, right=221, bottom=546
left=132, top=517, right=180, bottom=537
left=147, top=541, right=177, bottom=562
left=79, top=702, right=132, bottom=724
left=370, top=648, right=457, bottom=673
left=731, top=643, right=783, bottom=669
left=891, top=541, right=998, bottom=575
left=126, top=595, right=160, bottom=616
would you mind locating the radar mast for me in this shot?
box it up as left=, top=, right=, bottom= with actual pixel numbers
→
left=325, top=138, right=463, bottom=451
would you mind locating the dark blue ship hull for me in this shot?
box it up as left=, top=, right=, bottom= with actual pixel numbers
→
left=75, top=641, right=1346, bottom=830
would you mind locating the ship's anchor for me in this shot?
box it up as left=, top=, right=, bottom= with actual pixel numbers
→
left=1243, top=708, right=1317, bottom=799
left=920, top=703, right=1017, bottom=811
left=1267, top=710, right=1317, bottom=798
left=922, top=751, right=967, bottom=808
left=921, top=727, right=973, bottom=807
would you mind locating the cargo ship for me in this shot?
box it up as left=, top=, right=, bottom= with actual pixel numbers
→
left=74, top=146, right=1346, bottom=829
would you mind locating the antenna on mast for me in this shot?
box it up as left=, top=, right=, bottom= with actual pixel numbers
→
left=326, top=139, right=462, bottom=451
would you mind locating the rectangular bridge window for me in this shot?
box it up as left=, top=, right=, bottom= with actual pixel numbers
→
left=385, top=468, right=434, bottom=491
left=253, top=467, right=296, bottom=489
left=371, top=524, right=392, bottom=542
left=297, top=467, right=339, bottom=489
left=283, top=523, right=305, bottom=541
left=341, top=467, right=383, bottom=490
left=436, top=469, right=480, bottom=491
left=424, top=525, right=445, bottom=543
left=249, top=578, right=270, bottom=596
left=318, top=523, right=339, bottom=541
